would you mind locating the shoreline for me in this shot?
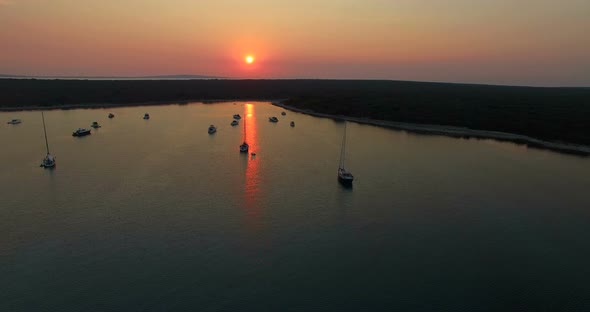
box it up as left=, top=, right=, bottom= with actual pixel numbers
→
left=271, top=101, right=590, bottom=157
left=3, top=79, right=588, bottom=147
left=0, top=101, right=178, bottom=112
left=0, top=98, right=280, bottom=112
left=2, top=98, right=587, bottom=156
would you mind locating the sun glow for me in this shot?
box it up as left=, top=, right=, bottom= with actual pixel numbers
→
left=245, top=55, right=254, bottom=64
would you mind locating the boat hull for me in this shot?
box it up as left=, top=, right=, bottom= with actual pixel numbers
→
left=72, top=131, right=91, bottom=137
left=41, top=162, right=56, bottom=168
left=240, top=142, right=249, bottom=153
left=338, top=168, right=354, bottom=186
left=41, top=154, right=56, bottom=168
left=338, top=175, right=354, bottom=186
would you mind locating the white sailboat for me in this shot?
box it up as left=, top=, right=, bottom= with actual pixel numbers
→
left=337, top=122, right=354, bottom=185
left=239, top=117, right=249, bottom=153
left=40, top=112, right=56, bottom=168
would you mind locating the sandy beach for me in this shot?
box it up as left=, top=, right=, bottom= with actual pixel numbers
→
left=271, top=101, right=590, bottom=156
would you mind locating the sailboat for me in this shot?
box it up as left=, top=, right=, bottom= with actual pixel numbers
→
left=337, top=122, right=354, bottom=186
left=239, top=116, right=249, bottom=153
left=40, top=112, right=56, bottom=168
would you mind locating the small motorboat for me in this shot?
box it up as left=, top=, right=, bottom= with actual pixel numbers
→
left=231, top=120, right=239, bottom=126
left=72, top=128, right=91, bottom=137
left=143, top=113, right=150, bottom=120
left=7, top=119, right=22, bottom=124
left=108, top=113, right=115, bottom=118
left=290, top=121, right=295, bottom=127
left=281, top=111, right=286, bottom=116
left=208, top=125, right=217, bottom=134
left=91, top=121, right=101, bottom=128
left=268, top=116, right=279, bottom=123
left=240, top=142, right=249, bottom=153
left=233, top=114, right=241, bottom=120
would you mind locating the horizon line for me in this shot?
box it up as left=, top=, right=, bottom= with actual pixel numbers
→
left=0, top=74, right=588, bottom=89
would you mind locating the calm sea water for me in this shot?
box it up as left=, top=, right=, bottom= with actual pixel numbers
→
left=2, top=102, right=590, bottom=311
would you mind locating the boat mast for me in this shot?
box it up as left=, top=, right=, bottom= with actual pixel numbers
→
left=243, top=117, right=247, bottom=143
left=41, top=111, right=50, bottom=154
left=339, top=122, right=347, bottom=169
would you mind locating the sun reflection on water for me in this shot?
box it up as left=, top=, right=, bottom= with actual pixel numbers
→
left=243, top=103, right=262, bottom=234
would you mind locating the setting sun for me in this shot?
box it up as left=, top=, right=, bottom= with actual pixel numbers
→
left=245, top=55, right=254, bottom=64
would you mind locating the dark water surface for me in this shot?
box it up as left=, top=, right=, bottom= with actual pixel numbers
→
left=2, top=102, right=590, bottom=311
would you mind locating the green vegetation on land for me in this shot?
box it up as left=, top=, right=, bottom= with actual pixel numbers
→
left=2, top=79, right=589, bottom=146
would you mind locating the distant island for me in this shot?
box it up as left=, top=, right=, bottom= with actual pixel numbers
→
left=1, top=78, right=589, bottom=153
left=0, top=74, right=222, bottom=79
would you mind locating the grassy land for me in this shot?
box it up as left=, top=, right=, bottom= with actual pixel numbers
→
left=2, top=79, right=589, bottom=146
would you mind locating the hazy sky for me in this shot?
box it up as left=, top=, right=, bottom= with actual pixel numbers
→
left=1, top=0, right=589, bottom=86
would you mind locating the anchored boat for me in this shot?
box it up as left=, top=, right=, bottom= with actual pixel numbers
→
left=337, top=122, right=354, bottom=186
left=40, top=112, right=56, bottom=168
left=239, top=117, right=249, bottom=153
left=72, top=128, right=91, bottom=137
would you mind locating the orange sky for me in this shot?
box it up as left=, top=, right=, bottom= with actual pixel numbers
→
left=1, top=0, right=589, bottom=86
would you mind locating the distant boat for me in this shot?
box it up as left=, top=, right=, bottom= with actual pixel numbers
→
left=108, top=113, right=115, bottom=118
left=91, top=121, right=101, bottom=128
left=7, top=119, right=22, bottom=125
left=208, top=125, right=217, bottom=134
left=231, top=120, right=239, bottom=126
left=40, top=112, right=56, bottom=168
left=240, top=142, right=249, bottom=153
left=233, top=114, right=241, bottom=120
left=290, top=121, right=295, bottom=127
left=239, top=117, right=249, bottom=153
left=337, top=122, right=354, bottom=186
left=281, top=111, right=286, bottom=116
left=72, top=128, right=91, bottom=137
left=269, top=116, right=279, bottom=122
left=143, top=113, right=150, bottom=119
